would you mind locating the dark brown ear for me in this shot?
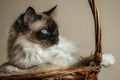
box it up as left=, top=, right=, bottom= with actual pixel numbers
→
left=43, top=5, right=57, bottom=16
left=24, top=7, right=37, bottom=24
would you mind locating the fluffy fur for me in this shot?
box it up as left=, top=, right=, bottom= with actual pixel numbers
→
left=0, top=6, right=115, bottom=76
left=9, top=35, right=78, bottom=69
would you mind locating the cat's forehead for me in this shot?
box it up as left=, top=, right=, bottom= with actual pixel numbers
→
left=28, top=14, right=52, bottom=31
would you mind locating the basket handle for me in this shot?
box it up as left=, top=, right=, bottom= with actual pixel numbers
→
left=88, top=0, right=102, bottom=66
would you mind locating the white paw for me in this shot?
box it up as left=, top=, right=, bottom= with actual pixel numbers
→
left=101, top=53, right=116, bottom=67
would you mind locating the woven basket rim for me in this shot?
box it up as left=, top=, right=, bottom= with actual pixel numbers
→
left=0, top=66, right=100, bottom=79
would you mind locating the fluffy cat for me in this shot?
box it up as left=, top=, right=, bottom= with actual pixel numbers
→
left=0, top=6, right=115, bottom=76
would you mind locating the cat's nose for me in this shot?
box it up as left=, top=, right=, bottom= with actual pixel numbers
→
left=49, top=35, right=59, bottom=43
left=50, top=36, right=58, bottom=41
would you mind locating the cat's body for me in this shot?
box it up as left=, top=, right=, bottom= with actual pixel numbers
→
left=0, top=6, right=115, bottom=76
left=8, top=32, right=78, bottom=69
left=0, top=35, right=79, bottom=76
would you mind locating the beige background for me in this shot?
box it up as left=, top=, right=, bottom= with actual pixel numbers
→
left=0, top=0, right=120, bottom=80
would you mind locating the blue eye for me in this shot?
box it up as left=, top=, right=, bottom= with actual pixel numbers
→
left=41, top=29, right=48, bottom=34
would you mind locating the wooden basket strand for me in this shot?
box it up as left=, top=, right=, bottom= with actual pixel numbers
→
left=88, top=0, right=102, bottom=66
left=0, top=0, right=102, bottom=80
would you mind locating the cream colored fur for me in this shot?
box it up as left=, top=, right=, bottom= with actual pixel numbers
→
left=0, top=36, right=79, bottom=76
left=0, top=36, right=116, bottom=76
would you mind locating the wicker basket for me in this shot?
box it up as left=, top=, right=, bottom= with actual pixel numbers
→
left=0, top=0, right=102, bottom=80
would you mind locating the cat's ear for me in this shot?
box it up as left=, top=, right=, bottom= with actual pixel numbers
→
left=15, top=7, right=37, bottom=32
left=24, top=7, right=38, bottom=24
left=43, top=5, right=57, bottom=16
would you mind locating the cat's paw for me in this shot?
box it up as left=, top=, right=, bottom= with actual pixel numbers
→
left=101, top=53, right=116, bottom=67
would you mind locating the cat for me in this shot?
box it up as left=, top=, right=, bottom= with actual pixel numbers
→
left=0, top=6, right=115, bottom=76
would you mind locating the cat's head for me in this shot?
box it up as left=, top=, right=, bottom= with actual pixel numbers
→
left=14, top=6, right=59, bottom=48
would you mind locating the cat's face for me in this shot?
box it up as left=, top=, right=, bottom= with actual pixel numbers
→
left=14, top=6, right=59, bottom=47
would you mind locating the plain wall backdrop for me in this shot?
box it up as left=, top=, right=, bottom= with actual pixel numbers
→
left=0, top=0, right=120, bottom=80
